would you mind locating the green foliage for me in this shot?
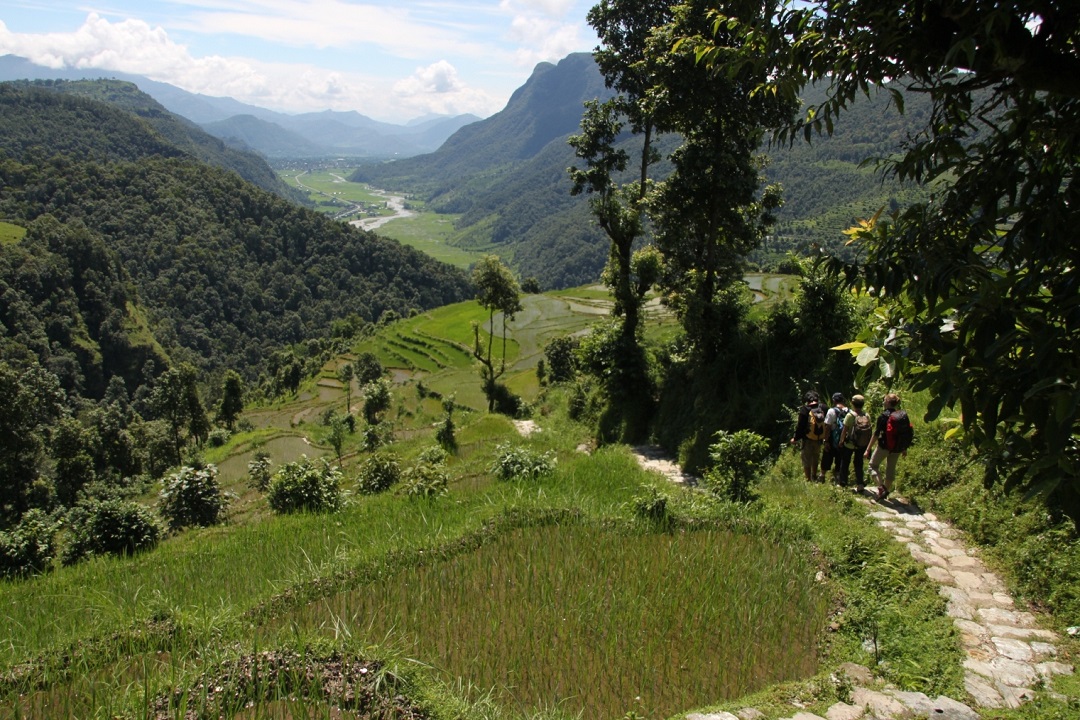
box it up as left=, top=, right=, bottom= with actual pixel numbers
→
left=0, top=510, right=58, bottom=579
left=361, top=379, right=392, bottom=425
left=631, top=486, right=671, bottom=527
left=491, top=442, right=557, bottom=482
left=399, top=460, right=449, bottom=499
left=703, top=430, right=771, bottom=502
left=158, top=464, right=229, bottom=531
left=435, top=395, right=457, bottom=452
left=472, top=255, right=522, bottom=413
left=266, top=456, right=343, bottom=514
left=699, top=0, right=1080, bottom=503
left=216, top=370, right=245, bottom=430
left=355, top=452, right=401, bottom=495
left=543, top=335, right=580, bottom=383
left=62, top=497, right=160, bottom=565
left=360, top=422, right=393, bottom=452
left=247, top=452, right=273, bottom=491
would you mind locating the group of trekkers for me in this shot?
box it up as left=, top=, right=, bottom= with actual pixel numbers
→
left=791, top=390, right=914, bottom=502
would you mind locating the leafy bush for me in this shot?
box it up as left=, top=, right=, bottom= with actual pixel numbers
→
left=361, top=422, right=393, bottom=451
left=207, top=428, right=230, bottom=447
left=435, top=395, right=457, bottom=451
left=543, top=336, right=580, bottom=383
left=247, top=452, right=273, bottom=491
left=417, top=445, right=449, bottom=465
left=362, top=379, right=392, bottom=424
left=356, top=452, right=401, bottom=495
left=0, top=510, right=59, bottom=578
left=631, top=487, right=671, bottom=527
left=266, top=456, right=342, bottom=514
left=63, top=498, right=160, bottom=565
left=400, top=461, right=448, bottom=499
left=159, top=464, right=229, bottom=531
left=491, top=442, right=556, bottom=481
left=703, top=430, right=770, bottom=502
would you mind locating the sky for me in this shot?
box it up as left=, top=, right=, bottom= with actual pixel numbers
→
left=0, top=1, right=600, bottom=123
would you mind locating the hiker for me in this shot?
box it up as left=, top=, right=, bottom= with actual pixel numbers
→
left=841, top=394, right=874, bottom=493
left=821, top=392, right=850, bottom=485
left=866, top=392, right=914, bottom=501
left=791, top=390, right=826, bottom=482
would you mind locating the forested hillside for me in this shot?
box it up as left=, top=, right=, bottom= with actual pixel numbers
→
left=0, top=80, right=306, bottom=204
left=0, top=81, right=472, bottom=535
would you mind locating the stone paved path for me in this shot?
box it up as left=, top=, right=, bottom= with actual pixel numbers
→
left=629, top=447, right=1074, bottom=718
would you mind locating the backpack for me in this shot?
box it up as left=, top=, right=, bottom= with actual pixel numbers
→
left=805, top=404, right=826, bottom=442
left=852, top=411, right=873, bottom=448
left=831, top=407, right=849, bottom=447
left=885, top=410, right=914, bottom=452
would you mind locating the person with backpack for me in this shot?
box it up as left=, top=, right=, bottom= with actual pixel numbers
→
left=791, top=390, right=826, bottom=482
left=841, top=394, right=874, bottom=493
left=821, top=392, right=851, bottom=485
left=865, top=392, right=914, bottom=501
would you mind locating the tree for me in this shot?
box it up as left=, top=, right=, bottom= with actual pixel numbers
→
left=0, top=361, right=65, bottom=526
left=362, top=378, right=392, bottom=426
left=328, top=413, right=348, bottom=467
left=337, top=363, right=355, bottom=415
left=697, top=0, right=1080, bottom=502
left=353, top=352, right=384, bottom=386
left=471, top=255, right=522, bottom=412
left=151, top=364, right=209, bottom=466
left=569, top=0, right=674, bottom=350
left=216, top=370, right=244, bottom=430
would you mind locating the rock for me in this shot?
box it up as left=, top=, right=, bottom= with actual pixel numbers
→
left=946, top=598, right=975, bottom=621
left=1035, top=661, right=1074, bottom=679
left=986, top=624, right=1057, bottom=641
left=929, top=695, right=981, bottom=720
left=825, top=702, right=864, bottom=720
left=952, top=571, right=986, bottom=593
left=736, top=709, right=765, bottom=720
left=788, top=713, right=827, bottom=720
left=910, top=545, right=949, bottom=568
left=926, top=566, right=955, bottom=585
left=995, top=683, right=1035, bottom=709
left=687, top=714, right=739, bottom=720
left=988, top=656, right=1039, bottom=687
left=851, top=687, right=908, bottom=718
left=977, top=607, right=1037, bottom=628
left=991, top=636, right=1034, bottom=662
left=889, top=690, right=935, bottom=715
left=953, top=618, right=987, bottom=639
left=1030, top=641, right=1058, bottom=658
left=964, top=670, right=1004, bottom=708
left=837, top=662, right=875, bottom=686
left=946, top=555, right=984, bottom=571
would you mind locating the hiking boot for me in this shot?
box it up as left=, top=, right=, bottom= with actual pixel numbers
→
left=876, top=486, right=889, bottom=501
left=855, top=484, right=865, bottom=494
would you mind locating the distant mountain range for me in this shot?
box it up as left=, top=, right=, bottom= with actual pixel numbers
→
left=0, top=55, right=480, bottom=159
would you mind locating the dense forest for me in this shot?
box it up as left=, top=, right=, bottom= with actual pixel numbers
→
left=0, top=81, right=472, bottom=536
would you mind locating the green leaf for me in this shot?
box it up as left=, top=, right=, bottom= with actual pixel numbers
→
left=855, top=346, right=880, bottom=367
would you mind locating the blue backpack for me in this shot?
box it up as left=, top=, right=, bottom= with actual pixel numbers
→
left=831, top=407, right=849, bottom=447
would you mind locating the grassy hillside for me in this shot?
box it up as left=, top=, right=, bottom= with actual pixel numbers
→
left=10, top=280, right=1070, bottom=719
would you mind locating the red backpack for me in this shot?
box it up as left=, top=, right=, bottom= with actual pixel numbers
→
left=885, top=410, right=914, bottom=452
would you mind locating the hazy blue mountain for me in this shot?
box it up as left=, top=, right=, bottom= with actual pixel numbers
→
left=0, top=55, right=480, bottom=158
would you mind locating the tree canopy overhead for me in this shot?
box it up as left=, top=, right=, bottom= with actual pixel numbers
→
left=696, top=0, right=1080, bottom=503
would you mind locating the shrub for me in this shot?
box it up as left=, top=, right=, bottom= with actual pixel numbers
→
left=159, top=464, right=229, bottom=531
left=0, top=510, right=59, bottom=579
left=703, top=430, right=770, bottom=502
left=361, top=422, right=393, bottom=451
left=543, top=336, right=580, bottom=383
left=435, top=395, right=456, bottom=451
left=207, top=428, right=230, bottom=447
left=400, top=461, right=448, bottom=499
left=247, top=452, right=273, bottom=491
left=266, top=456, right=342, bottom=514
left=491, top=442, right=556, bottom=481
left=63, top=498, right=161, bottom=565
left=356, top=452, right=401, bottom=495
left=631, top=487, right=671, bottom=527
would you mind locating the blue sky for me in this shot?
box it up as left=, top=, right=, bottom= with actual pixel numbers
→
left=0, top=1, right=600, bottom=122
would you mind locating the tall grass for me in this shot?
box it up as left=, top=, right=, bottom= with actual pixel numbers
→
left=271, top=524, right=828, bottom=719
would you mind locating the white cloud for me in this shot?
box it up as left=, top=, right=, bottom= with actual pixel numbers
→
left=499, top=0, right=576, bottom=18
left=392, top=60, right=499, bottom=117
